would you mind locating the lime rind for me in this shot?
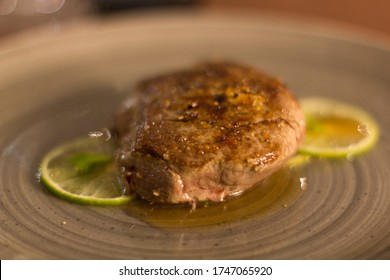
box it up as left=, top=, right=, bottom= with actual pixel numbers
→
left=299, top=98, right=379, bottom=158
left=40, top=137, right=132, bottom=206
left=286, top=154, right=311, bottom=168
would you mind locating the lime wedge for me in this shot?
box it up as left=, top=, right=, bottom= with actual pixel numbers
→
left=40, top=137, right=132, bottom=206
left=299, top=98, right=379, bottom=158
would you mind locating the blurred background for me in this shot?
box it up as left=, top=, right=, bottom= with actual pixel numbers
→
left=0, top=0, right=389, bottom=40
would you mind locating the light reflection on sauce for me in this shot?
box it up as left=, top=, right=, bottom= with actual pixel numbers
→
left=124, top=165, right=304, bottom=229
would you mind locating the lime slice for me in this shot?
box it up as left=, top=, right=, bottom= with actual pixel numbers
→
left=299, top=98, right=379, bottom=158
left=40, top=137, right=132, bottom=206
left=286, top=154, right=311, bottom=168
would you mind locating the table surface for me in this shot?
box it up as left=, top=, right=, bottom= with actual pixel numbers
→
left=202, top=0, right=390, bottom=36
left=0, top=0, right=389, bottom=40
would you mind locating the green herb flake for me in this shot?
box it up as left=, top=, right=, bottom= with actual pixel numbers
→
left=305, top=115, right=323, bottom=134
left=69, top=152, right=112, bottom=175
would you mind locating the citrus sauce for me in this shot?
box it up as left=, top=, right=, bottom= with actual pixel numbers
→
left=305, top=115, right=365, bottom=147
left=124, top=165, right=304, bottom=229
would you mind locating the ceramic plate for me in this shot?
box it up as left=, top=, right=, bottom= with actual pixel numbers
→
left=0, top=11, right=389, bottom=259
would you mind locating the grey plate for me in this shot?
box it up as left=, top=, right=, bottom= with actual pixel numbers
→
left=0, top=11, right=389, bottom=259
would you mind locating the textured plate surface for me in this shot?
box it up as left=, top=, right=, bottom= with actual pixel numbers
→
left=0, top=11, right=389, bottom=259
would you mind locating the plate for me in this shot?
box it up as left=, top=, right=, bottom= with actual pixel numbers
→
left=0, top=11, right=389, bottom=259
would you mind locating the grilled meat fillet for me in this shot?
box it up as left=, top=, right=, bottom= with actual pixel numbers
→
left=115, top=62, right=305, bottom=204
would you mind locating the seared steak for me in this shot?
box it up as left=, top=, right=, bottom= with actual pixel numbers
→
left=115, top=62, right=305, bottom=204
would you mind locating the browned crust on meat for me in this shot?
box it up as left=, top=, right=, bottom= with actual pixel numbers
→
left=115, top=61, right=305, bottom=203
